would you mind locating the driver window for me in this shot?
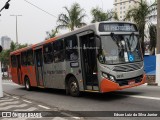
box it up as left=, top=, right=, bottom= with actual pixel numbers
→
left=65, top=35, right=78, bottom=61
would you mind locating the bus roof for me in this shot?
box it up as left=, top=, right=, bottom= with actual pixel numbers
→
left=10, top=21, right=136, bottom=55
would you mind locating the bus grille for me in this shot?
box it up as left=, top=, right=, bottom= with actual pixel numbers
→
left=113, top=63, right=143, bottom=72
left=116, top=75, right=143, bottom=86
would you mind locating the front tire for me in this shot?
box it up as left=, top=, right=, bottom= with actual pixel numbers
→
left=25, top=77, right=31, bottom=91
left=68, top=77, right=80, bottom=97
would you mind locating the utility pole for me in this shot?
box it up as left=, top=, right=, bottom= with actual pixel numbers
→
left=10, top=15, right=22, bottom=44
left=156, top=0, right=160, bottom=86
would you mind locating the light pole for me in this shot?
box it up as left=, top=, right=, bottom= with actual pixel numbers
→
left=10, top=15, right=22, bottom=44
left=156, top=0, right=160, bottom=86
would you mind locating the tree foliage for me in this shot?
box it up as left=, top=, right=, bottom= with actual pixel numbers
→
left=57, top=3, right=86, bottom=31
left=125, top=0, right=157, bottom=55
left=91, top=7, right=119, bottom=23
left=45, top=29, right=58, bottom=40
left=149, top=24, right=157, bottom=55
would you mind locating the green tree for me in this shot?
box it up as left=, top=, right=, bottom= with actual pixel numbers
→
left=149, top=24, right=157, bottom=55
left=125, top=0, right=157, bottom=55
left=45, top=29, right=58, bottom=40
left=91, top=7, right=118, bottom=23
left=57, top=3, right=86, bottom=31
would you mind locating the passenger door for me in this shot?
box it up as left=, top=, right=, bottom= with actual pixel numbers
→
left=78, top=31, right=99, bottom=91
left=34, top=48, right=44, bottom=87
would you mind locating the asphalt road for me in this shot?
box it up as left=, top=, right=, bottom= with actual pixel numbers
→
left=2, top=80, right=160, bottom=120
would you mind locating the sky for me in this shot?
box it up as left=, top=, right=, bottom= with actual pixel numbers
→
left=0, top=0, right=155, bottom=45
left=0, top=0, right=114, bottom=45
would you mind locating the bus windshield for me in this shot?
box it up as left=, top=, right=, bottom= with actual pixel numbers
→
left=98, top=34, right=142, bottom=65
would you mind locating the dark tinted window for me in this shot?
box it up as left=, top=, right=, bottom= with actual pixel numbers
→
left=65, top=35, right=78, bottom=61
left=11, top=55, right=17, bottom=67
left=27, top=50, right=34, bottom=66
left=43, top=43, right=53, bottom=64
left=53, top=40, right=64, bottom=62
left=21, top=52, right=27, bottom=66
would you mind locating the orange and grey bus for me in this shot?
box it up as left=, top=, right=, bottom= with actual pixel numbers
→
left=10, top=21, right=146, bottom=96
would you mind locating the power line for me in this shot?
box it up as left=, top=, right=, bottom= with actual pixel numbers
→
left=23, top=0, right=57, bottom=18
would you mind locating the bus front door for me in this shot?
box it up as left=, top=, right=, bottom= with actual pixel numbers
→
left=35, top=49, right=44, bottom=87
left=79, top=33, right=99, bottom=91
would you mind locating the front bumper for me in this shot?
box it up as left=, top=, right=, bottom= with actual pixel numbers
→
left=100, top=74, right=146, bottom=93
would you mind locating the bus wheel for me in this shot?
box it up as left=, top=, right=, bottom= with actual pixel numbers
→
left=68, top=77, right=80, bottom=97
left=25, top=77, right=31, bottom=91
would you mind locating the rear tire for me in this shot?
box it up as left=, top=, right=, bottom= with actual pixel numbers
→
left=25, top=77, right=31, bottom=91
left=68, top=77, right=80, bottom=97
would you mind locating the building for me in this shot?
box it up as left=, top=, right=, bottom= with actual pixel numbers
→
left=114, top=0, right=141, bottom=20
left=0, top=36, right=12, bottom=50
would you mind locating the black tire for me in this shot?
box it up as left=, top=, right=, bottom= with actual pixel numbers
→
left=68, top=77, right=80, bottom=97
left=25, top=77, right=31, bottom=91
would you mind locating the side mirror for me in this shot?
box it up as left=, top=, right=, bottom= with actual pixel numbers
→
left=0, top=46, right=3, bottom=53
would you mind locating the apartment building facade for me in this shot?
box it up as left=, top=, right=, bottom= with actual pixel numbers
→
left=114, top=0, right=141, bottom=20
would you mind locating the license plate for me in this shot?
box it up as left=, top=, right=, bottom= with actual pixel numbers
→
left=128, top=80, right=135, bottom=85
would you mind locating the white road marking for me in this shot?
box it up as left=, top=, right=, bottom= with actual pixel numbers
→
left=0, top=101, right=19, bottom=106
left=72, top=117, right=81, bottom=119
left=2, top=118, right=27, bottom=120
left=0, top=104, right=27, bottom=110
left=52, top=117, right=67, bottom=120
left=12, top=96, right=19, bottom=99
left=2, top=83, right=20, bottom=86
left=0, top=99, right=14, bottom=102
left=38, top=105, right=50, bottom=110
left=14, top=107, right=37, bottom=111
left=127, top=95, right=160, bottom=101
left=23, top=100, right=32, bottom=103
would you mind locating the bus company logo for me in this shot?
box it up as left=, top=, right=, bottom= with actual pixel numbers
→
left=2, top=112, right=12, bottom=118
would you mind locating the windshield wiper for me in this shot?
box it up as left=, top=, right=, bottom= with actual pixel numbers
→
left=110, top=32, right=125, bottom=58
left=127, top=32, right=135, bottom=52
left=110, top=32, right=119, bottom=47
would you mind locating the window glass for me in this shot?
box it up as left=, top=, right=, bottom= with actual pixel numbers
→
left=21, top=52, right=27, bottom=66
left=11, top=55, right=17, bottom=67
left=43, top=43, right=53, bottom=64
left=53, top=40, right=64, bottom=62
left=65, top=35, right=78, bottom=61
left=27, top=50, right=34, bottom=66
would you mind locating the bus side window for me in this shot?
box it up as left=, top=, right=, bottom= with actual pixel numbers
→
left=27, top=50, right=34, bottom=66
left=43, top=43, right=53, bottom=64
left=21, top=52, right=27, bottom=66
left=65, top=35, right=78, bottom=61
left=53, top=40, right=64, bottom=63
left=11, top=55, right=17, bottom=68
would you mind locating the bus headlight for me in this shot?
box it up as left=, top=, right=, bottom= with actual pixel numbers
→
left=102, top=72, right=109, bottom=79
left=102, top=72, right=116, bottom=82
left=109, top=75, right=115, bottom=82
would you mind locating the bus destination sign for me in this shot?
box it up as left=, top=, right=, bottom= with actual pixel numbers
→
left=99, top=23, right=137, bottom=32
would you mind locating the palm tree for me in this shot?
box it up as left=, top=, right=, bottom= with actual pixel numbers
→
left=57, top=3, right=86, bottom=31
left=149, top=24, right=157, bottom=55
left=45, top=29, right=58, bottom=40
left=125, top=0, right=157, bottom=55
left=91, top=7, right=118, bottom=23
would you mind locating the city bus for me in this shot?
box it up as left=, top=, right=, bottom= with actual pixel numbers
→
left=10, top=21, right=146, bottom=96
